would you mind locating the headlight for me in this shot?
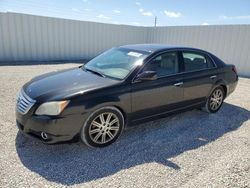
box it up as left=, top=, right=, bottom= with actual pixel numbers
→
left=35, top=100, right=69, bottom=116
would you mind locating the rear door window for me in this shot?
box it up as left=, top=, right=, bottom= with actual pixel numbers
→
left=182, top=51, right=214, bottom=72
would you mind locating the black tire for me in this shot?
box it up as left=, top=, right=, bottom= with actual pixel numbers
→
left=80, top=106, right=124, bottom=148
left=203, top=86, right=225, bottom=113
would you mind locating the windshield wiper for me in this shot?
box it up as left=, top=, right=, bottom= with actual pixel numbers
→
left=85, top=68, right=106, bottom=78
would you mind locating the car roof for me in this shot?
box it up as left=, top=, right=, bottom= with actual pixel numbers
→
left=120, top=44, right=205, bottom=53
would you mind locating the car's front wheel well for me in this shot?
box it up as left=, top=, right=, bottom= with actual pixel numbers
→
left=113, top=105, right=127, bottom=126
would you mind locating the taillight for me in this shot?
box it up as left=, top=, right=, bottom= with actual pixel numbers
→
left=232, top=66, right=237, bottom=75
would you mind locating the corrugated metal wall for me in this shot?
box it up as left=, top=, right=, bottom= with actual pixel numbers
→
left=148, top=25, right=250, bottom=77
left=0, top=12, right=250, bottom=76
left=0, top=12, right=148, bottom=61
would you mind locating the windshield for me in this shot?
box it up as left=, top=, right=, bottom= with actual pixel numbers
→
left=84, top=48, right=149, bottom=80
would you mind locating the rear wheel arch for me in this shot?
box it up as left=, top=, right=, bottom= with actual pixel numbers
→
left=220, top=84, right=227, bottom=98
left=208, top=79, right=227, bottom=98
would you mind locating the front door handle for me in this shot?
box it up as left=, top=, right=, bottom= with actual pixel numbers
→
left=210, top=75, right=217, bottom=79
left=174, top=82, right=183, bottom=87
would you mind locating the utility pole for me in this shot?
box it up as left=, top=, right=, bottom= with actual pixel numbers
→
left=154, top=16, right=157, bottom=27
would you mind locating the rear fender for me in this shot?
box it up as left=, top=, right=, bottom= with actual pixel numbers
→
left=207, top=79, right=228, bottom=98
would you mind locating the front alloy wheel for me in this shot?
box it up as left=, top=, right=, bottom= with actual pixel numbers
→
left=81, top=107, right=124, bottom=147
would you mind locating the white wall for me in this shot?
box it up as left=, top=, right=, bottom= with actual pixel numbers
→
left=0, top=12, right=250, bottom=76
left=148, top=25, right=250, bottom=77
left=0, top=12, right=148, bottom=61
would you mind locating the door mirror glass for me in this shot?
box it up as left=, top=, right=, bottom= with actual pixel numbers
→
left=136, top=71, right=157, bottom=81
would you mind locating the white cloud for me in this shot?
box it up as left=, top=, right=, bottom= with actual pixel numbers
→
left=164, top=10, right=182, bottom=18
left=234, top=15, right=250, bottom=19
left=111, top=21, right=120, bottom=24
left=202, top=22, right=209, bottom=25
left=135, top=2, right=141, bottom=6
left=139, top=8, right=144, bottom=13
left=139, top=8, right=153, bottom=17
left=96, top=14, right=111, bottom=20
left=84, top=8, right=92, bottom=11
left=71, top=8, right=80, bottom=12
left=131, top=22, right=140, bottom=26
left=219, top=15, right=250, bottom=20
left=219, top=15, right=228, bottom=19
left=113, top=10, right=121, bottom=14
left=142, top=11, right=153, bottom=16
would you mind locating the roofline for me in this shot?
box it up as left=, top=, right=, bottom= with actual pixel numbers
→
left=118, top=44, right=209, bottom=54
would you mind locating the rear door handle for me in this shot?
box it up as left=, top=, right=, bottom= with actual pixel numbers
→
left=210, top=75, right=217, bottom=79
left=174, top=82, right=183, bottom=87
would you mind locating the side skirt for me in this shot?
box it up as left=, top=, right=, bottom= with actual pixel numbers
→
left=129, top=101, right=205, bottom=126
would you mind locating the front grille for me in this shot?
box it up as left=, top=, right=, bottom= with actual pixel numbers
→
left=16, top=89, right=36, bottom=114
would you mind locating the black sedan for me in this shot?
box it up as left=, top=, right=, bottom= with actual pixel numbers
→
left=16, top=44, right=238, bottom=147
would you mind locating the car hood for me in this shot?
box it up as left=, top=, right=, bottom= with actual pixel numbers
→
left=23, top=67, right=119, bottom=101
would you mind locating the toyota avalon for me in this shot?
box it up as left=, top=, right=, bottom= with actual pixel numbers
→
left=16, top=44, right=238, bottom=147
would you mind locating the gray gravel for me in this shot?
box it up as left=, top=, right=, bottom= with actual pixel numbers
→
left=0, top=63, right=249, bottom=188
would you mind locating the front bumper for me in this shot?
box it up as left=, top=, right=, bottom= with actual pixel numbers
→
left=16, top=109, right=85, bottom=144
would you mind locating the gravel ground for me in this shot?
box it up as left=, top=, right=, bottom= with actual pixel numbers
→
left=0, top=63, right=249, bottom=188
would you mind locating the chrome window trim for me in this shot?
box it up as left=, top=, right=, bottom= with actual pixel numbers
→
left=132, top=49, right=218, bottom=83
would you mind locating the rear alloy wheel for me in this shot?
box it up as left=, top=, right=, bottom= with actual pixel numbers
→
left=80, top=107, right=124, bottom=148
left=203, top=86, right=225, bottom=113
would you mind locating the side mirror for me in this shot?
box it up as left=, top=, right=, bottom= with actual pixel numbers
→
left=136, top=71, right=157, bottom=81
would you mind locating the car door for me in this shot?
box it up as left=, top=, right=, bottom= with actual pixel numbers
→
left=180, top=50, right=218, bottom=105
left=130, top=51, right=184, bottom=121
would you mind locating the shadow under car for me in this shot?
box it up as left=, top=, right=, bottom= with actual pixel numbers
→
left=15, top=103, right=250, bottom=185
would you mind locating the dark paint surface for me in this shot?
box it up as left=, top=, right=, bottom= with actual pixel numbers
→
left=16, top=44, right=238, bottom=143
left=23, top=68, right=119, bottom=101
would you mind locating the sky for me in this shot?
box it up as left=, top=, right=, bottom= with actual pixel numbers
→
left=0, top=0, right=250, bottom=26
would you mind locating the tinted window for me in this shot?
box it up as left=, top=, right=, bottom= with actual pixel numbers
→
left=182, top=52, right=214, bottom=71
left=142, top=52, right=179, bottom=77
